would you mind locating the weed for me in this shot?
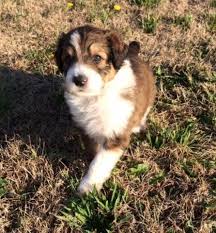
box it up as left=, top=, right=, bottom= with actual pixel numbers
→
left=185, top=220, right=195, bottom=233
left=128, top=163, right=149, bottom=177
left=198, top=112, right=216, bottom=128
left=181, top=160, right=198, bottom=178
left=174, top=14, right=193, bottom=29
left=86, top=3, right=112, bottom=24
left=99, top=9, right=110, bottom=24
left=200, top=159, right=216, bottom=171
left=210, top=0, right=216, bottom=8
left=208, top=14, right=216, bottom=32
left=157, top=71, right=192, bottom=90
left=149, top=171, right=165, bottom=185
left=0, top=177, right=8, bottom=198
left=138, top=15, right=158, bottom=33
left=24, top=45, right=55, bottom=74
left=75, top=0, right=86, bottom=9
left=205, top=199, right=216, bottom=212
left=146, top=120, right=196, bottom=149
left=59, top=181, right=127, bottom=232
left=167, top=228, right=175, bottom=233
left=130, top=0, right=160, bottom=8
left=87, top=8, right=111, bottom=24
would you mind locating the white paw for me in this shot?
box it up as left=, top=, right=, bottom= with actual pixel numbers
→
left=77, top=176, right=102, bottom=196
left=132, top=126, right=141, bottom=133
left=132, top=124, right=147, bottom=134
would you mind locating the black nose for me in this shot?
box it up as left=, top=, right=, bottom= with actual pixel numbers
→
left=73, top=75, right=87, bottom=87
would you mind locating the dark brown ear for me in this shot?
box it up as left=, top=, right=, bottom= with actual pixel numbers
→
left=55, top=33, right=66, bottom=73
left=128, top=41, right=140, bottom=57
left=107, top=32, right=128, bottom=69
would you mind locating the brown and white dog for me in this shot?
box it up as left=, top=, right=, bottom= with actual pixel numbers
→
left=55, top=25, right=156, bottom=195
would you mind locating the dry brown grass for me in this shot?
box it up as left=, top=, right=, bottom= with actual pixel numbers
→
left=0, top=0, right=216, bottom=232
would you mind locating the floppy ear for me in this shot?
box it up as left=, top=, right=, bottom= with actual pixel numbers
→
left=128, top=41, right=140, bottom=57
left=107, top=32, right=128, bottom=69
left=55, top=32, right=69, bottom=73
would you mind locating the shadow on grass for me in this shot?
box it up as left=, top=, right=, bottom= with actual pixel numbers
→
left=0, top=66, right=97, bottom=231
left=0, top=65, right=87, bottom=162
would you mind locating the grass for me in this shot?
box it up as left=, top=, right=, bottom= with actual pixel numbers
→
left=174, top=14, right=193, bottom=29
left=87, top=8, right=111, bottom=24
left=210, top=0, right=216, bottom=8
left=0, top=0, right=216, bottom=233
left=146, top=120, right=197, bottom=149
left=128, top=163, right=149, bottom=177
left=24, top=45, right=56, bottom=75
left=138, top=15, right=158, bottom=33
left=130, top=0, right=161, bottom=8
left=208, top=14, right=216, bottom=32
left=59, top=181, right=128, bottom=232
left=0, top=178, right=8, bottom=198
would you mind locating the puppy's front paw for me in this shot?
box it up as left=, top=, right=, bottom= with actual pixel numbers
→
left=77, top=176, right=102, bottom=196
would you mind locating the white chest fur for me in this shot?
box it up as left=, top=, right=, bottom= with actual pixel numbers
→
left=65, top=60, right=136, bottom=141
left=65, top=91, right=134, bottom=140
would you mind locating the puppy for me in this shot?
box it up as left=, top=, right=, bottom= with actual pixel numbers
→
left=55, top=25, right=156, bottom=195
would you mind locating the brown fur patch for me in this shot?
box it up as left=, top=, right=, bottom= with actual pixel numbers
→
left=107, top=32, right=128, bottom=69
left=89, top=43, right=109, bottom=60
left=105, top=58, right=156, bottom=150
left=104, top=135, right=130, bottom=150
left=88, top=42, right=116, bottom=82
left=129, top=58, right=156, bottom=129
left=101, top=64, right=116, bottom=82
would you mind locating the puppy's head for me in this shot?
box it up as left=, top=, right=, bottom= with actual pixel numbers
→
left=55, top=25, right=128, bottom=96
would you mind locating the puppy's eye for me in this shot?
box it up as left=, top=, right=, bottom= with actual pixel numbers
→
left=92, top=55, right=102, bottom=64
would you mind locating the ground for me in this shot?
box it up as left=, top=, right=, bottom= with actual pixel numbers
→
left=0, top=0, right=215, bottom=232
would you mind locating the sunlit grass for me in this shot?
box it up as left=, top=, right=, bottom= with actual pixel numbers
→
left=59, top=179, right=128, bottom=232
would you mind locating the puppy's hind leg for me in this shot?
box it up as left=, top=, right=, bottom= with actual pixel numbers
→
left=139, top=106, right=152, bottom=131
left=132, top=106, right=152, bottom=133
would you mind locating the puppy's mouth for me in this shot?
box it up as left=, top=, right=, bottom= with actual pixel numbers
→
left=64, top=83, right=103, bottom=97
